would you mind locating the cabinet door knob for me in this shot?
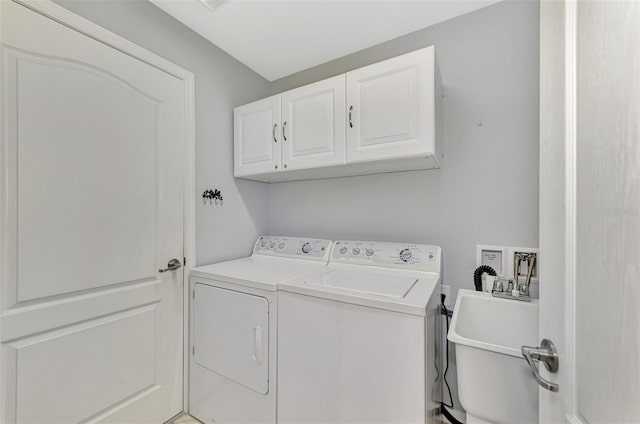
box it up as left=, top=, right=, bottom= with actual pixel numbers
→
left=348, top=105, right=353, bottom=128
left=273, top=123, right=278, bottom=143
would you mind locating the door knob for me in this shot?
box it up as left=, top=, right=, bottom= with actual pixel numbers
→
left=159, top=258, right=182, bottom=273
left=521, top=338, right=559, bottom=392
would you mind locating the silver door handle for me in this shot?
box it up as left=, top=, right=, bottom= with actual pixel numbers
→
left=273, top=124, right=278, bottom=143
left=521, top=339, right=559, bottom=392
left=282, top=121, right=287, bottom=141
left=159, top=258, right=182, bottom=273
left=348, top=105, right=353, bottom=128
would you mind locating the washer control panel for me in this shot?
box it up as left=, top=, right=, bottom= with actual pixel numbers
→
left=331, top=240, right=441, bottom=272
left=254, top=236, right=332, bottom=261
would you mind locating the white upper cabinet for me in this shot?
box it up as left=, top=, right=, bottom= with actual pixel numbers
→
left=281, top=75, right=346, bottom=170
left=233, top=46, right=442, bottom=182
left=234, top=95, right=281, bottom=177
left=346, top=46, right=438, bottom=163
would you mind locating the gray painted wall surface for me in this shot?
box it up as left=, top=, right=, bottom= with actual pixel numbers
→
left=270, top=0, right=540, bottom=305
left=54, top=0, right=272, bottom=266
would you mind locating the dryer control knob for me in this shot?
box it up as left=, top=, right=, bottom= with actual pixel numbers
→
left=365, top=248, right=375, bottom=257
left=301, top=242, right=312, bottom=254
left=260, top=240, right=267, bottom=248
left=270, top=241, right=277, bottom=249
left=339, top=246, right=348, bottom=255
left=400, top=248, right=413, bottom=262
left=352, top=247, right=361, bottom=255
left=278, top=242, right=286, bottom=250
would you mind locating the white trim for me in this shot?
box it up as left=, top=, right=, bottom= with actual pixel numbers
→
left=564, top=0, right=578, bottom=422
left=183, top=73, right=196, bottom=412
left=13, top=0, right=193, bottom=81
left=6, top=0, right=197, bottom=413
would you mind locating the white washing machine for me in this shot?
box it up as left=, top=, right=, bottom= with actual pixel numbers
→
left=277, top=240, right=442, bottom=424
left=189, top=236, right=332, bottom=424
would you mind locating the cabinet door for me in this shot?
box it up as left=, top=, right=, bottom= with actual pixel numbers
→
left=281, top=75, right=346, bottom=170
left=234, top=95, right=281, bottom=176
left=346, top=46, right=435, bottom=163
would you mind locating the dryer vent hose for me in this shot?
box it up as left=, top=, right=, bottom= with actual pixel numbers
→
left=473, top=265, right=497, bottom=291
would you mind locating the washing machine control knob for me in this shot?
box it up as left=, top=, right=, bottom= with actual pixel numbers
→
left=339, top=246, right=348, bottom=255
left=270, top=241, right=277, bottom=249
left=399, top=248, right=413, bottom=262
left=352, top=247, right=361, bottom=255
left=260, top=239, right=267, bottom=248
left=278, top=242, right=286, bottom=250
left=301, top=242, right=312, bottom=254
left=365, top=248, right=375, bottom=257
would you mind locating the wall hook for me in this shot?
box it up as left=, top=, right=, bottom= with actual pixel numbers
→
left=202, top=189, right=223, bottom=206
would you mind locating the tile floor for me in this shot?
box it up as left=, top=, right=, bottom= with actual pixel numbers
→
left=172, top=413, right=201, bottom=424
left=174, top=412, right=448, bottom=423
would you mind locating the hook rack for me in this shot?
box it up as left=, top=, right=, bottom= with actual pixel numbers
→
left=202, top=189, right=223, bottom=205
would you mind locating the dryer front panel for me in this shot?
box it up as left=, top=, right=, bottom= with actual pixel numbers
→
left=193, top=283, right=269, bottom=394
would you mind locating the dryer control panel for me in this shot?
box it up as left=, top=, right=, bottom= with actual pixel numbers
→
left=254, top=236, right=332, bottom=262
left=331, top=240, right=441, bottom=273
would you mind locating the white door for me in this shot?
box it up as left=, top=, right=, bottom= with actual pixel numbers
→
left=281, top=75, right=346, bottom=170
left=193, top=284, right=269, bottom=395
left=234, top=95, right=281, bottom=176
left=538, top=1, right=639, bottom=422
left=346, top=47, right=435, bottom=163
left=0, top=2, right=186, bottom=423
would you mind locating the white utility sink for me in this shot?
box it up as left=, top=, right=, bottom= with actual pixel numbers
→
left=448, top=290, right=539, bottom=424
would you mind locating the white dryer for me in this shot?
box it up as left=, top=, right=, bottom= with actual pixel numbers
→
left=277, top=240, right=442, bottom=424
left=189, top=236, right=332, bottom=424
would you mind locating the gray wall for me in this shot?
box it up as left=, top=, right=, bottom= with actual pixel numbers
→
left=54, top=0, right=272, bottom=266
left=51, top=0, right=538, bottom=416
left=270, top=0, right=540, bottom=305
left=56, top=0, right=539, bottom=300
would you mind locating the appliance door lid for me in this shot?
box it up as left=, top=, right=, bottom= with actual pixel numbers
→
left=193, top=283, right=269, bottom=394
left=190, top=256, right=325, bottom=288
left=302, top=268, right=418, bottom=298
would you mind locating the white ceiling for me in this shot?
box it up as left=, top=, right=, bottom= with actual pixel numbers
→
left=150, top=0, right=502, bottom=81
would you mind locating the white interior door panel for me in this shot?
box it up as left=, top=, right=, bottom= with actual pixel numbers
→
left=539, top=1, right=640, bottom=422
left=0, top=1, right=186, bottom=422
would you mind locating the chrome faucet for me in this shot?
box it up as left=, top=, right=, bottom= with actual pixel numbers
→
left=514, top=253, right=536, bottom=296
left=513, top=253, right=537, bottom=296
left=522, top=253, right=536, bottom=296
left=513, top=253, right=523, bottom=291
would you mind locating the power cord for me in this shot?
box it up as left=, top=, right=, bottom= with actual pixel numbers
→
left=440, top=293, right=465, bottom=424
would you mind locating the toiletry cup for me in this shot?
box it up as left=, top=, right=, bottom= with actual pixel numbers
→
left=485, top=276, right=496, bottom=292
